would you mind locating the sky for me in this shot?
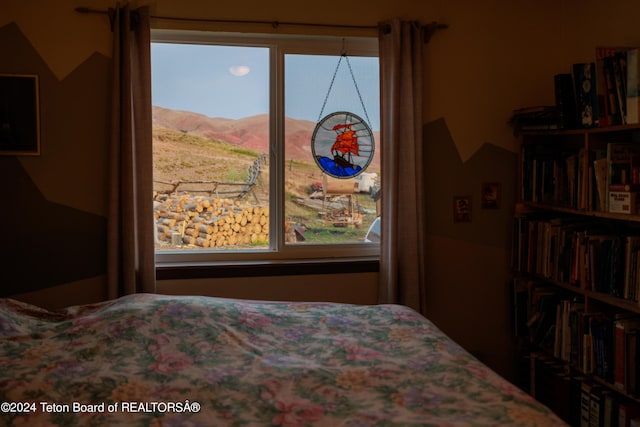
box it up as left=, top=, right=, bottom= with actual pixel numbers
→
left=151, top=43, right=380, bottom=131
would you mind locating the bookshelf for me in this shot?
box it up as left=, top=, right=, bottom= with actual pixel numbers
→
left=513, top=124, right=640, bottom=426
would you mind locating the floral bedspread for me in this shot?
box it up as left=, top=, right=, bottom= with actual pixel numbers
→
left=0, top=293, right=566, bottom=426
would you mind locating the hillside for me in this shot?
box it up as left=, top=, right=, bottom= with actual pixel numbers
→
left=152, top=105, right=380, bottom=171
left=152, top=106, right=380, bottom=247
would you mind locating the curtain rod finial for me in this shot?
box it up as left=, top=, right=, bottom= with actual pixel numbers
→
left=75, top=6, right=110, bottom=16
left=423, top=21, right=448, bottom=43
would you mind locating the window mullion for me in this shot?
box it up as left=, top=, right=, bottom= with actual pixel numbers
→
left=270, top=45, right=285, bottom=252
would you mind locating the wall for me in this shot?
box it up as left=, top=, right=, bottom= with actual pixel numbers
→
left=4, top=0, right=640, bottom=380
left=158, top=273, right=378, bottom=304
left=0, top=7, right=112, bottom=307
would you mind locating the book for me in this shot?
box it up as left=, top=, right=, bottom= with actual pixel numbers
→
left=602, top=391, right=616, bottom=427
left=512, top=105, right=555, bottom=114
left=554, top=302, right=563, bottom=358
left=614, top=317, right=640, bottom=391
left=596, top=47, right=628, bottom=127
left=624, top=236, right=640, bottom=300
left=610, top=237, right=626, bottom=297
left=591, top=314, right=614, bottom=382
left=608, top=143, right=635, bottom=188
left=609, top=191, right=639, bottom=214
left=573, top=62, right=600, bottom=128
left=585, top=234, right=625, bottom=295
left=529, top=289, right=562, bottom=348
left=533, top=356, right=573, bottom=423
left=594, top=157, right=608, bottom=211
left=555, top=73, right=577, bottom=129
left=627, top=330, right=638, bottom=395
left=557, top=297, right=584, bottom=362
left=571, top=376, right=588, bottom=427
left=610, top=53, right=629, bottom=124
left=618, top=401, right=640, bottom=427
left=589, top=386, right=604, bottom=427
left=509, top=106, right=560, bottom=132
left=609, top=184, right=640, bottom=192
left=607, top=143, right=640, bottom=213
left=627, top=48, right=640, bottom=124
left=581, top=381, right=592, bottom=427
left=631, top=246, right=640, bottom=302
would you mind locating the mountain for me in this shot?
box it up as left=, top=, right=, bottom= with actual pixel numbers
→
left=152, top=106, right=380, bottom=170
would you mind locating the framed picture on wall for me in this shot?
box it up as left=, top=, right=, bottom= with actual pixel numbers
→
left=0, top=74, right=40, bottom=155
left=481, top=182, right=500, bottom=209
left=453, top=195, right=472, bottom=223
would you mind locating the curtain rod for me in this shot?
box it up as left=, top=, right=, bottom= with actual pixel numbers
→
left=74, top=7, right=447, bottom=43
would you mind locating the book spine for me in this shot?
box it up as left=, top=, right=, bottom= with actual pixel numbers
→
left=589, top=387, right=602, bottom=427
left=627, top=48, right=640, bottom=124
left=573, top=63, right=600, bottom=128
left=604, top=56, right=623, bottom=126
left=555, top=73, right=577, bottom=129
left=596, top=46, right=623, bottom=127
left=613, top=54, right=628, bottom=124
left=581, top=381, right=592, bottom=427
left=615, top=321, right=627, bottom=390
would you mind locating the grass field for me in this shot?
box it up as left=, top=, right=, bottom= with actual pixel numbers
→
left=153, top=127, right=379, bottom=247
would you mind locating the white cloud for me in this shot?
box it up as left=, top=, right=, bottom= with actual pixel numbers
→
left=229, top=66, right=251, bottom=77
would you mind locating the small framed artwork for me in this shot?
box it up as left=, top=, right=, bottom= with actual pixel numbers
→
left=481, top=182, right=500, bottom=209
left=0, top=74, right=41, bottom=155
left=453, top=195, right=472, bottom=223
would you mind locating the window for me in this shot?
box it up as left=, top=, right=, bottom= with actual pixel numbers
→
left=151, top=30, right=380, bottom=264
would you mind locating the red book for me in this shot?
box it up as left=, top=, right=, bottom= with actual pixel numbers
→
left=618, top=401, right=640, bottom=427
left=597, top=47, right=618, bottom=127
left=614, top=318, right=640, bottom=391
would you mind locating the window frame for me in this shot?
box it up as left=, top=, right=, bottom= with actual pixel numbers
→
left=151, top=29, right=380, bottom=266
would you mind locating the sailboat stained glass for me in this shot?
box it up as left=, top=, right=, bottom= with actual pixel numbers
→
left=312, top=111, right=374, bottom=178
left=311, top=52, right=375, bottom=179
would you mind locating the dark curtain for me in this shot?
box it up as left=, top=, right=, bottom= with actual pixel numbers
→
left=107, top=5, right=155, bottom=298
left=378, top=19, right=427, bottom=313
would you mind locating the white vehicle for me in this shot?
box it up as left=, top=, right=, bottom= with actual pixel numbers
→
left=354, top=172, right=378, bottom=193
left=364, top=216, right=380, bottom=243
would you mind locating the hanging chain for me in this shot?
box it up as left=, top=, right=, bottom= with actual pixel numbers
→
left=345, top=55, right=372, bottom=128
left=317, top=56, right=343, bottom=123
left=317, top=54, right=372, bottom=128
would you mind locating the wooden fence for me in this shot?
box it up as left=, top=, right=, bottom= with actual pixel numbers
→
left=153, top=153, right=267, bottom=202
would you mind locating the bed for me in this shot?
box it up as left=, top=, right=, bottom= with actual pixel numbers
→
left=0, top=293, right=566, bottom=426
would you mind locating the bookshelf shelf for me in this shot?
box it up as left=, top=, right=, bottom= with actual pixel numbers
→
left=525, top=272, right=640, bottom=313
left=520, top=123, right=640, bottom=137
left=514, top=124, right=640, bottom=425
left=520, top=201, right=640, bottom=223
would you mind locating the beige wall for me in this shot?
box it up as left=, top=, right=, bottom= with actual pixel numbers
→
left=5, top=0, right=640, bottom=380
left=157, top=273, right=378, bottom=304
left=7, top=0, right=640, bottom=180
left=10, top=278, right=107, bottom=309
